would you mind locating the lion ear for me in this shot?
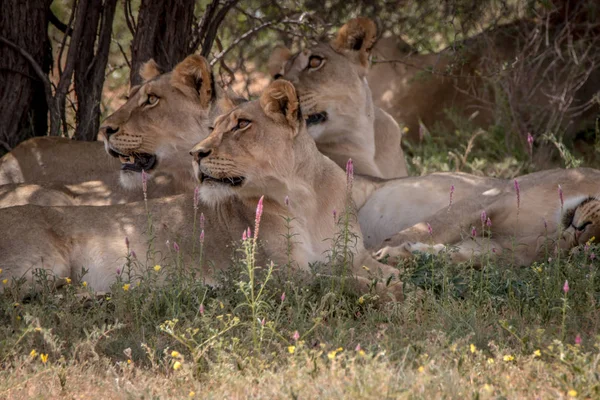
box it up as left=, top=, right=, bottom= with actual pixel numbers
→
left=172, top=54, right=214, bottom=108
left=259, top=80, right=301, bottom=136
left=267, top=46, right=292, bottom=79
left=331, top=17, right=377, bottom=69
left=139, top=59, right=161, bottom=82
left=218, top=91, right=247, bottom=113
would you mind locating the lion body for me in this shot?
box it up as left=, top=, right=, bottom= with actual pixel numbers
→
left=374, top=168, right=600, bottom=266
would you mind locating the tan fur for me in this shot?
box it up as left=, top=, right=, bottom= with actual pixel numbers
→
left=331, top=17, right=377, bottom=68
left=368, top=22, right=600, bottom=142
left=373, top=168, right=600, bottom=266
left=139, top=59, right=161, bottom=81
left=267, top=18, right=408, bottom=179
left=0, top=55, right=220, bottom=208
left=0, top=80, right=402, bottom=301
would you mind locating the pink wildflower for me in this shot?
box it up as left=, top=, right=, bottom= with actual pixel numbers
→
left=471, top=226, right=477, bottom=237
left=254, top=196, right=264, bottom=240
left=427, top=223, right=433, bottom=236
left=480, top=210, right=487, bottom=226
left=558, top=184, right=564, bottom=209
left=125, top=236, right=130, bottom=249
left=346, top=159, right=354, bottom=191
left=247, top=227, right=251, bottom=239
left=448, top=185, right=455, bottom=211
left=200, top=213, right=205, bottom=231
left=116, top=268, right=121, bottom=276
left=242, top=229, right=247, bottom=241
left=193, top=186, right=200, bottom=210
left=130, top=250, right=136, bottom=259
left=563, top=280, right=569, bottom=294
left=575, top=334, right=582, bottom=345
left=355, top=343, right=361, bottom=352
left=514, top=179, right=520, bottom=211
left=173, top=242, right=180, bottom=252
left=486, top=218, right=492, bottom=228
left=261, top=318, right=265, bottom=327
left=199, top=303, right=205, bottom=315
left=281, top=292, right=286, bottom=302
left=199, top=230, right=205, bottom=244
left=591, top=253, right=596, bottom=260
left=527, top=132, right=534, bottom=156
left=292, top=331, right=300, bottom=341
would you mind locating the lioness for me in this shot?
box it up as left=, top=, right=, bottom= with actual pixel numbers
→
left=0, top=54, right=219, bottom=207
left=374, top=168, right=600, bottom=266
left=369, top=20, right=600, bottom=143
left=267, top=18, right=408, bottom=179
left=0, top=80, right=401, bottom=300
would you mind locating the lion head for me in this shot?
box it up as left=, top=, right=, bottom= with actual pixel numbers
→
left=99, top=54, right=217, bottom=190
left=267, top=18, right=376, bottom=142
left=189, top=78, right=350, bottom=212
left=562, top=196, right=600, bottom=247
left=267, top=18, right=407, bottom=179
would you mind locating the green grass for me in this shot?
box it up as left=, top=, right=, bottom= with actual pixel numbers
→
left=1, top=202, right=599, bottom=398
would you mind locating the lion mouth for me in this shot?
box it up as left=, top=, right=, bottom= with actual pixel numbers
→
left=199, top=172, right=245, bottom=187
left=305, top=112, right=328, bottom=126
left=108, top=148, right=157, bottom=172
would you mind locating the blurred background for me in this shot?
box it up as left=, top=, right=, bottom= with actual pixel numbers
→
left=1, top=0, right=599, bottom=176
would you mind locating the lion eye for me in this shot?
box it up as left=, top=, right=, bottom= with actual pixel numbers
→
left=146, top=94, right=159, bottom=106
left=576, top=221, right=592, bottom=231
left=232, top=119, right=251, bottom=131
left=308, top=55, right=323, bottom=69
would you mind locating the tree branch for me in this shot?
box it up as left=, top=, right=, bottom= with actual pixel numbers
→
left=0, top=36, right=60, bottom=136
left=49, top=10, right=72, bottom=36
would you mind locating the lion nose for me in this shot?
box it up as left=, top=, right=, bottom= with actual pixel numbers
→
left=100, top=125, right=119, bottom=140
left=190, top=148, right=212, bottom=162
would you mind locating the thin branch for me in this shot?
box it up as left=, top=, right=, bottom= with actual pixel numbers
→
left=123, top=0, right=136, bottom=36
left=210, top=21, right=274, bottom=66
left=49, top=10, right=72, bottom=36
left=0, top=36, right=60, bottom=136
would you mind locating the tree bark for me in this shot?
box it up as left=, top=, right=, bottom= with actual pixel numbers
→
left=73, top=0, right=118, bottom=141
left=0, top=0, right=52, bottom=152
left=129, top=0, right=196, bottom=85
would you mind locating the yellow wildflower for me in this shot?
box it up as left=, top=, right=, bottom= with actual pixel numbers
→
left=171, top=351, right=180, bottom=358
left=358, top=350, right=366, bottom=357
left=16, top=316, right=21, bottom=321
left=219, top=302, right=224, bottom=309
left=173, top=361, right=182, bottom=370
left=287, top=346, right=295, bottom=354
left=483, top=384, right=493, bottom=393
left=470, top=344, right=476, bottom=353
left=402, top=126, right=409, bottom=133
left=127, top=359, right=132, bottom=364
left=0, top=268, right=2, bottom=274
left=503, top=355, right=514, bottom=362
left=361, top=265, right=370, bottom=271
left=568, top=389, right=578, bottom=397
left=40, top=353, right=48, bottom=364
left=533, top=349, right=541, bottom=357
left=122, top=283, right=130, bottom=291
left=154, top=265, right=162, bottom=272
left=587, top=236, right=595, bottom=245
left=189, top=392, right=195, bottom=398
left=418, top=366, right=424, bottom=373
left=30, top=349, right=38, bottom=359
left=327, top=350, right=337, bottom=360
left=2, top=279, right=7, bottom=285
left=65, top=277, right=72, bottom=284
left=82, top=281, right=88, bottom=288
left=487, top=358, right=494, bottom=364
left=34, top=327, right=42, bottom=332
left=358, top=296, right=364, bottom=304
left=336, top=347, right=343, bottom=352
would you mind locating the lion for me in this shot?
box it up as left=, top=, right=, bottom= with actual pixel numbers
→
left=0, top=54, right=220, bottom=207
left=267, top=18, right=408, bottom=179
left=368, top=20, right=600, bottom=144
left=0, top=80, right=402, bottom=300
left=373, top=168, right=600, bottom=266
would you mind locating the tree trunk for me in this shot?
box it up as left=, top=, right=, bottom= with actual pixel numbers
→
left=0, top=0, right=52, bottom=152
left=129, top=0, right=196, bottom=85
left=73, top=0, right=118, bottom=141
